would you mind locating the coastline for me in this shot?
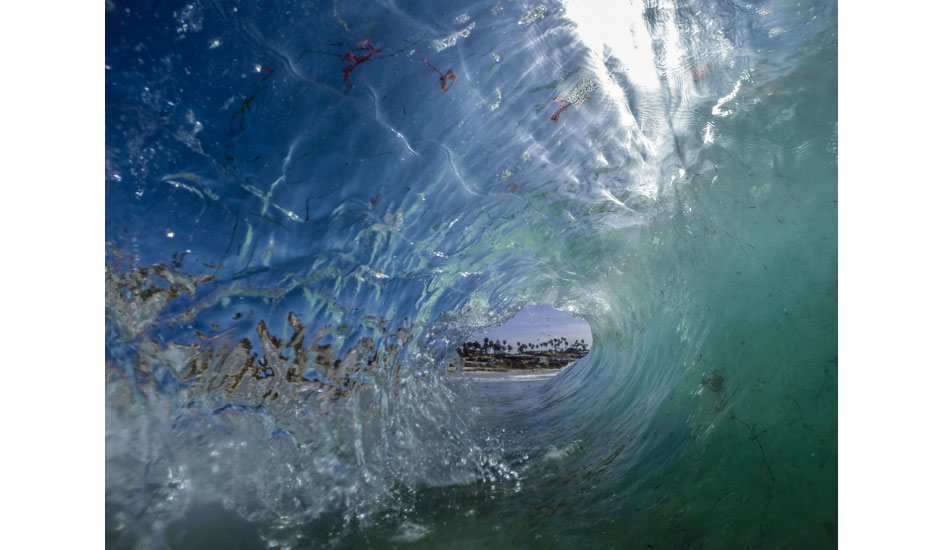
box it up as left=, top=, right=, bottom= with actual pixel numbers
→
left=446, top=367, right=566, bottom=382
left=447, top=367, right=567, bottom=377
left=449, top=350, right=588, bottom=374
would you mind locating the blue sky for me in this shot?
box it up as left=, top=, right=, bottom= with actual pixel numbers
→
left=469, top=305, right=592, bottom=346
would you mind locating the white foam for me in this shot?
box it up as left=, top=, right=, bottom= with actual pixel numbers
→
left=389, top=521, right=431, bottom=543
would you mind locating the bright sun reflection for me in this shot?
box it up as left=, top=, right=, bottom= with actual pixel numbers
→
left=563, top=0, right=659, bottom=132
left=562, top=0, right=696, bottom=202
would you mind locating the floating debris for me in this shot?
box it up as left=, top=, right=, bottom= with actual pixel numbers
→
left=550, top=78, right=597, bottom=122
left=519, top=4, right=548, bottom=26
left=422, top=58, right=458, bottom=93
left=701, top=371, right=725, bottom=392
left=342, top=40, right=381, bottom=90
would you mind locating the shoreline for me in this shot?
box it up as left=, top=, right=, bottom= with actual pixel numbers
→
left=448, top=367, right=564, bottom=374
left=449, top=351, right=588, bottom=374
left=446, top=368, right=564, bottom=379
left=447, top=364, right=574, bottom=376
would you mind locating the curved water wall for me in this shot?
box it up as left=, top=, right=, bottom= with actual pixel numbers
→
left=105, top=1, right=837, bottom=548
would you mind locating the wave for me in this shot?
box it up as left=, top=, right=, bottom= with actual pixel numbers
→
left=106, top=0, right=837, bottom=548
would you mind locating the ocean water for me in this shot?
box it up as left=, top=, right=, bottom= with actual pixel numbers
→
left=105, top=1, right=837, bottom=548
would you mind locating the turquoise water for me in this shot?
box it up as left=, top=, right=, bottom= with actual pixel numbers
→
left=105, top=1, right=837, bottom=548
